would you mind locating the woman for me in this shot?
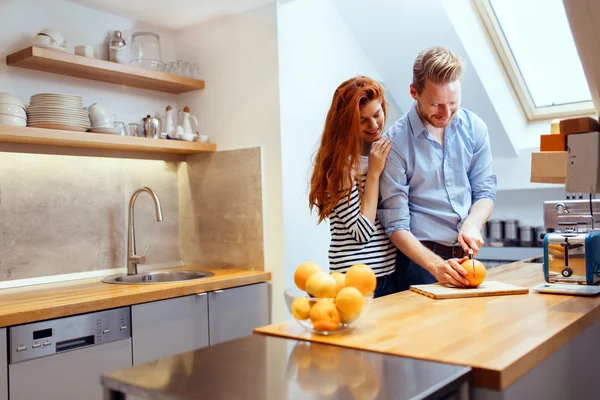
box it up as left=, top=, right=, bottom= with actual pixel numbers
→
left=309, top=76, right=397, bottom=298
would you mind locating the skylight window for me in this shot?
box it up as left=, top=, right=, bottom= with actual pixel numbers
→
left=475, top=0, right=595, bottom=120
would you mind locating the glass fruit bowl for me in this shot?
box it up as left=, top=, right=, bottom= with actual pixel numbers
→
left=284, top=287, right=373, bottom=335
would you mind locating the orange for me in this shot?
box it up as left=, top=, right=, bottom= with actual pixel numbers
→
left=338, top=352, right=367, bottom=387
left=309, top=300, right=341, bottom=332
left=340, top=310, right=360, bottom=324
left=306, top=272, right=338, bottom=298
left=460, top=259, right=487, bottom=287
left=311, top=344, right=342, bottom=371
left=289, top=343, right=312, bottom=369
left=330, top=272, right=346, bottom=294
left=345, top=264, right=377, bottom=295
left=297, top=364, right=338, bottom=395
left=294, top=262, right=322, bottom=291
left=350, top=358, right=381, bottom=399
left=335, top=286, right=364, bottom=314
left=291, top=297, right=312, bottom=320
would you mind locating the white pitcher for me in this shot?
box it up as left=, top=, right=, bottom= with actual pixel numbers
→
left=179, top=107, right=199, bottom=135
left=164, top=105, right=176, bottom=138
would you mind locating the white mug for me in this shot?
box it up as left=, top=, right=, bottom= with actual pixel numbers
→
left=88, top=103, right=110, bottom=123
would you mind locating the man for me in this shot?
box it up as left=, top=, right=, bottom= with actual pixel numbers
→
left=377, top=46, right=497, bottom=289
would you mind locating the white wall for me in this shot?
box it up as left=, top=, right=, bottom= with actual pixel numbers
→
left=175, top=4, right=285, bottom=321
left=490, top=187, right=566, bottom=227
left=277, top=0, right=387, bottom=294
left=0, top=0, right=179, bottom=127
left=330, top=0, right=516, bottom=158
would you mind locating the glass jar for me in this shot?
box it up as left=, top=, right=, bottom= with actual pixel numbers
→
left=129, top=31, right=163, bottom=70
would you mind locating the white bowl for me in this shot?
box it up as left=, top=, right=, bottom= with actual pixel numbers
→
left=0, top=104, right=26, bottom=119
left=0, top=93, right=25, bottom=108
left=0, top=114, right=26, bottom=127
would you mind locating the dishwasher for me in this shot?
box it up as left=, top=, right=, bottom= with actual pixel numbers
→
left=8, top=307, right=132, bottom=400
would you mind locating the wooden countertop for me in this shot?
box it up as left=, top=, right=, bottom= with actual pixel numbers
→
left=0, top=266, right=270, bottom=328
left=255, top=260, right=600, bottom=390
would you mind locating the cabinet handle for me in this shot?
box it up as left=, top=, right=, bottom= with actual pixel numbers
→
left=214, top=290, right=224, bottom=294
left=197, top=293, right=207, bottom=297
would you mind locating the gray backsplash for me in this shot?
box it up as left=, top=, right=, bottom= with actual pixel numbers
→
left=0, top=147, right=264, bottom=282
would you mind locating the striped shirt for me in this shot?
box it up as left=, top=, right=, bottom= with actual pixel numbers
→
left=328, top=158, right=397, bottom=277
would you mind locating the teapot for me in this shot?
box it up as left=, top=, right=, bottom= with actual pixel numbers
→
left=142, top=115, right=162, bottom=139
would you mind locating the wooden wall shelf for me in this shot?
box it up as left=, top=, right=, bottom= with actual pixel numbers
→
left=6, top=46, right=205, bottom=94
left=0, top=125, right=216, bottom=155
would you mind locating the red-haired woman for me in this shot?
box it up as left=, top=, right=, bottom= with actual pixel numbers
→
left=309, top=76, right=397, bottom=298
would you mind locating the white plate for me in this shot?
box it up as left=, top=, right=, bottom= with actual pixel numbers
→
left=28, top=113, right=89, bottom=119
left=28, top=114, right=89, bottom=119
left=28, top=104, right=84, bottom=108
left=27, top=123, right=88, bottom=132
left=28, top=119, right=90, bottom=126
left=27, top=107, right=89, bottom=115
left=29, top=102, right=83, bottom=108
left=28, top=119, right=89, bottom=123
left=31, top=93, right=81, bottom=99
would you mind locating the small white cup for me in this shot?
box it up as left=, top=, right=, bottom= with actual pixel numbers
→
left=88, top=103, right=109, bottom=123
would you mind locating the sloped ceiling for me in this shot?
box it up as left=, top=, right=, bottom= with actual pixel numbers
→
left=330, top=0, right=518, bottom=158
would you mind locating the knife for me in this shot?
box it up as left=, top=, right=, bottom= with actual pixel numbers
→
left=468, top=248, right=475, bottom=277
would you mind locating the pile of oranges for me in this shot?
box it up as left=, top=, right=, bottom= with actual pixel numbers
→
left=291, top=262, right=376, bottom=332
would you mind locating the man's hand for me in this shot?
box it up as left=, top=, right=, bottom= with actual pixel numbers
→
left=458, top=222, right=484, bottom=255
left=429, top=256, right=470, bottom=287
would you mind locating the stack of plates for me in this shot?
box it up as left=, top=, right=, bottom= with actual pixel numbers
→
left=26, top=93, right=90, bottom=132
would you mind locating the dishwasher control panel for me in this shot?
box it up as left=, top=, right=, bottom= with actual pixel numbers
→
left=9, top=306, right=131, bottom=364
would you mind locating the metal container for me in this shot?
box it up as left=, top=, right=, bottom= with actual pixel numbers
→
left=142, top=115, right=162, bottom=139
left=519, top=226, right=534, bottom=247
left=487, top=219, right=504, bottom=247
left=504, top=219, right=519, bottom=246
left=108, top=30, right=127, bottom=64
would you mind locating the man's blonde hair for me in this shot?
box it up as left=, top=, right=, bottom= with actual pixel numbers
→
left=412, top=46, right=465, bottom=94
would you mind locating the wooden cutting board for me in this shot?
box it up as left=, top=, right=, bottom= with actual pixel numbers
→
left=410, top=281, right=529, bottom=299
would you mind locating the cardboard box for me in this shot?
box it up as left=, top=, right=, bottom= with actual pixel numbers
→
left=530, top=151, right=567, bottom=184
left=540, top=134, right=566, bottom=151
left=559, top=116, right=599, bottom=135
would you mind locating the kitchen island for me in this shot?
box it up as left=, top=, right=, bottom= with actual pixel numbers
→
left=255, top=259, right=600, bottom=399
left=102, top=334, right=471, bottom=399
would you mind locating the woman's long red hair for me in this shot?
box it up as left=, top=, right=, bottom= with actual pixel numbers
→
left=309, top=76, right=387, bottom=224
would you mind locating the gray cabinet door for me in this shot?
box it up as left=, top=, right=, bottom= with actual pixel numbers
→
left=208, top=282, right=269, bottom=346
left=132, top=293, right=209, bottom=365
left=9, top=338, right=131, bottom=400
left=0, top=328, right=6, bottom=400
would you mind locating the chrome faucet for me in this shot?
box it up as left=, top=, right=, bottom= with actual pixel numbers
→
left=127, top=187, right=163, bottom=275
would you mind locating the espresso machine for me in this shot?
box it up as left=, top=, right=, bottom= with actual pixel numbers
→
left=542, top=199, right=600, bottom=284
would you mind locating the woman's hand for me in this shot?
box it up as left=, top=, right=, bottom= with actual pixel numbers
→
left=368, top=137, right=392, bottom=177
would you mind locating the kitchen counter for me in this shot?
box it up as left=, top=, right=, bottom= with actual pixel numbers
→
left=102, top=334, right=471, bottom=400
left=0, top=266, right=270, bottom=327
left=255, top=259, right=600, bottom=397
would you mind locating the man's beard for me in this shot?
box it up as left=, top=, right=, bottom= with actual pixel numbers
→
left=417, top=103, right=454, bottom=128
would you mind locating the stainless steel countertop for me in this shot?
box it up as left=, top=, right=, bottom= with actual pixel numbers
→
left=101, top=334, right=471, bottom=399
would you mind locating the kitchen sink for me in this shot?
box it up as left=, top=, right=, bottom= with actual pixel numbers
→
left=102, top=270, right=215, bottom=284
